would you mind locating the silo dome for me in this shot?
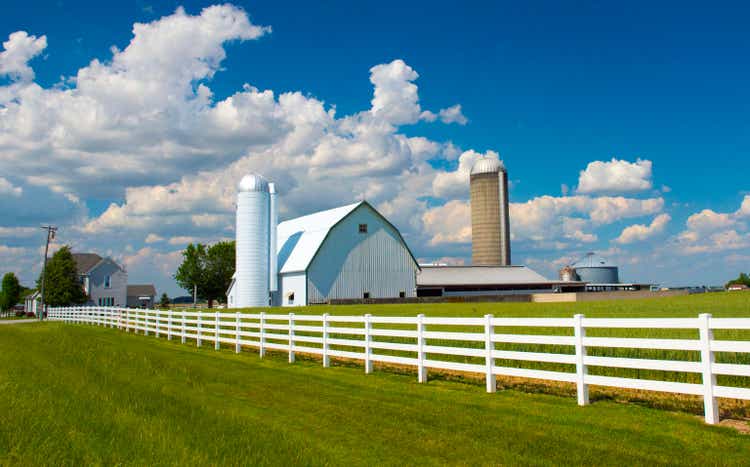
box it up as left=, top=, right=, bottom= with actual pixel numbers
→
left=238, top=174, right=269, bottom=193
left=470, top=156, right=505, bottom=175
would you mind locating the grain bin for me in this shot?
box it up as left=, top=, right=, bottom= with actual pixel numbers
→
left=571, top=252, right=619, bottom=284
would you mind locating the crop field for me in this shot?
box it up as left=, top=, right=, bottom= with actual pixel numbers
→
left=1, top=321, right=750, bottom=466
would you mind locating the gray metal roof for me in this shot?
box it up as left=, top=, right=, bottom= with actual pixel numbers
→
left=470, top=156, right=505, bottom=175
left=127, top=284, right=156, bottom=297
left=417, top=266, right=558, bottom=287
left=571, top=252, right=617, bottom=268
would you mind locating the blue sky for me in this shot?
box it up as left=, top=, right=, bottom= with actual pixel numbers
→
left=1, top=1, right=748, bottom=295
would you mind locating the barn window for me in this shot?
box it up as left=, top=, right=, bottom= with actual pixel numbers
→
left=104, top=275, right=111, bottom=288
left=363, top=292, right=370, bottom=299
left=287, top=292, right=295, bottom=304
left=399, top=291, right=405, bottom=298
left=358, top=223, right=368, bottom=233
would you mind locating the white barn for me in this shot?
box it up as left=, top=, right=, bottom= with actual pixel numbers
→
left=228, top=200, right=419, bottom=307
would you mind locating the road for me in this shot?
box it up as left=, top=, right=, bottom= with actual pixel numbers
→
left=0, top=319, right=39, bottom=325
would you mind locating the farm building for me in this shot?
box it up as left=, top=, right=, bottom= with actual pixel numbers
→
left=227, top=174, right=419, bottom=308
left=416, top=265, right=585, bottom=297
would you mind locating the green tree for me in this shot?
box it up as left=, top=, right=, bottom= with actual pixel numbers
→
left=174, top=241, right=236, bottom=308
left=36, top=246, right=87, bottom=307
left=726, top=272, right=750, bottom=289
left=159, top=293, right=170, bottom=309
left=0, top=272, right=22, bottom=312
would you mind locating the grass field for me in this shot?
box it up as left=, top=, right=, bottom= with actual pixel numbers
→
left=1, top=322, right=749, bottom=466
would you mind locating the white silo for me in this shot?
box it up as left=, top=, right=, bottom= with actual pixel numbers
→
left=269, top=182, right=278, bottom=293
left=236, top=174, right=271, bottom=307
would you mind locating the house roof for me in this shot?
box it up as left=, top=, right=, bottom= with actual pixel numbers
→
left=276, top=201, right=363, bottom=274
left=416, top=265, right=572, bottom=287
left=127, top=284, right=156, bottom=297
left=72, top=253, right=103, bottom=274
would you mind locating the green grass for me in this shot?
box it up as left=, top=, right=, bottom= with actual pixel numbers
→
left=1, top=322, right=749, bottom=466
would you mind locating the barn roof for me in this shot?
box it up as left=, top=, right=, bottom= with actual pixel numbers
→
left=417, top=265, right=566, bottom=287
left=276, top=202, right=363, bottom=274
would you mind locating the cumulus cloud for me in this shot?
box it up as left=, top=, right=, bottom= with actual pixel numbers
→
left=0, top=177, right=22, bottom=197
left=577, top=158, right=653, bottom=194
left=0, top=31, right=47, bottom=81
left=614, top=213, right=671, bottom=244
left=437, top=104, right=468, bottom=125
left=674, top=196, right=750, bottom=254
left=432, top=149, right=501, bottom=199
left=421, top=194, right=664, bottom=248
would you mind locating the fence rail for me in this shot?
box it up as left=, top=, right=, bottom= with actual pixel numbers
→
left=47, top=306, right=750, bottom=425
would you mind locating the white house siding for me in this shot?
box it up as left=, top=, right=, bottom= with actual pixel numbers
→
left=279, top=272, right=307, bottom=307
left=306, top=205, right=417, bottom=304
left=87, top=260, right=128, bottom=307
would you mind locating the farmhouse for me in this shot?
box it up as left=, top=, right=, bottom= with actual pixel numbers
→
left=73, top=253, right=128, bottom=307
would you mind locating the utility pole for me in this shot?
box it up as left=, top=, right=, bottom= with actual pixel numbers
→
left=39, top=225, right=57, bottom=321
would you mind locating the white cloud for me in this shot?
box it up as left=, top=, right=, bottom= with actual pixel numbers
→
left=432, top=149, right=500, bottom=199
left=0, top=177, right=22, bottom=197
left=685, top=209, right=735, bottom=233
left=422, top=200, right=472, bottom=245
left=614, top=213, right=671, bottom=244
left=674, top=197, right=750, bottom=254
left=577, top=158, right=653, bottom=194
left=437, top=104, right=468, bottom=125
left=0, top=31, right=47, bottom=81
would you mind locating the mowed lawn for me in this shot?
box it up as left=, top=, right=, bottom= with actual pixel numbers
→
left=1, top=322, right=749, bottom=466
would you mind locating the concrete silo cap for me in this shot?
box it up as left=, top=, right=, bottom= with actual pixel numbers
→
left=470, top=156, right=505, bottom=175
left=238, top=174, right=270, bottom=193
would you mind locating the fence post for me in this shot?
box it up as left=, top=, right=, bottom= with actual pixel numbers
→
left=574, top=314, right=589, bottom=406
left=364, top=314, right=373, bottom=374
left=215, top=312, right=220, bottom=351
left=197, top=313, right=202, bottom=347
left=699, top=313, right=719, bottom=424
left=235, top=312, right=241, bottom=354
left=484, top=314, right=496, bottom=393
left=126, top=308, right=130, bottom=332
left=322, top=313, right=330, bottom=368
left=156, top=309, right=161, bottom=338
left=181, top=310, right=186, bottom=344
left=259, top=312, right=266, bottom=358
left=417, top=314, right=427, bottom=383
left=288, top=313, right=295, bottom=363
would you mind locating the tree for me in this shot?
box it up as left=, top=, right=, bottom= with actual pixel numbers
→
left=159, top=293, right=170, bottom=309
left=174, top=241, right=236, bottom=308
left=0, top=272, right=22, bottom=312
left=36, top=246, right=87, bottom=307
left=726, top=272, right=750, bottom=289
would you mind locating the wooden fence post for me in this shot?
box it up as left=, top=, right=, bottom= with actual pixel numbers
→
left=574, top=314, right=589, bottom=406
left=364, top=314, right=373, bottom=374
left=197, top=313, right=202, bottom=347
left=322, top=313, right=330, bottom=368
left=417, top=314, right=427, bottom=383
left=181, top=311, right=186, bottom=344
left=235, top=312, right=241, bottom=354
left=288, top=313, right=295, bottom=363
left=215, top=312, right=220, bottom=350
left=699, top=313, right=719, bottom=424
left=259, top=312, right=266, bottom=358
left=484, top=314, right=496, bottom=393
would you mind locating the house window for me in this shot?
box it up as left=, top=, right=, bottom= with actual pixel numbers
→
left=399, top=291, right=405, bottom=298
left=358, top=223, right=368, bottom=233
left=104, top=275, right=111, bottom=288
left=363, top=292, right=370, bottom=299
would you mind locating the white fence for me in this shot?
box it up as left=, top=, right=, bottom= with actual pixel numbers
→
left=47, top=306, right=750, bottom=425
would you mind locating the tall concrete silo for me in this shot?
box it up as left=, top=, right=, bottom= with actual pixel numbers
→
left=470, top=156, right=511, bottom=266
left=236, top=174, right=271, bottom=307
